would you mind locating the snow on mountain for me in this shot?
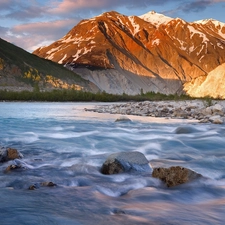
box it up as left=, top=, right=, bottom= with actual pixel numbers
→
left=139, top=11, right=173, bottom=26
left=33, top=11, right=225, bottom=97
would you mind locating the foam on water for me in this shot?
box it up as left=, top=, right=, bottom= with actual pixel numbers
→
left=1, top=102, right=225, bottom=224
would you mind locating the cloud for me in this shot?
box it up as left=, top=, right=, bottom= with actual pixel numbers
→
left=5, top=5, right=47, bottom=21
left=48, top=0, right=181, bottom=16
left=176, top=0, right=225, bottom=13
left=1, top=0, right=224, bottom=52
left=4, top=18, right=80, bottom=52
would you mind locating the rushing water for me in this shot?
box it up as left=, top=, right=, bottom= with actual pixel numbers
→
left=0, top=102, right=225, bottom=225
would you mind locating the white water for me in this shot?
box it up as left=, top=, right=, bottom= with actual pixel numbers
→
left=0, top=102, right=225, bottom=225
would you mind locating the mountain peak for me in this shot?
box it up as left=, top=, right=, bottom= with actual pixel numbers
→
left=139, top=11, right=173, bottom=26
left=195, top=18, right=225, bottom=27
left=33, top=10, right=225, bottom=96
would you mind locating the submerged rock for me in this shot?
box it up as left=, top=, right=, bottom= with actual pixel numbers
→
left=152, top=166, right=202, bottom=187
left=28, top=181, right=57, bottom=190
left=174, top=126, right=199, bottom=134
left=115, top=116, right=131, bottom=122
left=101, top=151, right=151, bottom=175
left=0, top=147, right=23, bottom=163
left=4, top=164, right=22, bottom=173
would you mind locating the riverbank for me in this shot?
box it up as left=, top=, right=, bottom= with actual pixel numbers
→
left=86, top=100, right=225, bottom=124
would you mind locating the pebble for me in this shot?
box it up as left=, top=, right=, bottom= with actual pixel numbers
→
left=87, top=100, right=225, bottom=124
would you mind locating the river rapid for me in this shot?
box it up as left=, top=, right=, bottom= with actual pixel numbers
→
left=0, top=102, right=225, bottom=225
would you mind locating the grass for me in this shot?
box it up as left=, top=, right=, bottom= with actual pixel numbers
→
left=0, top=89, right=194, bottom=102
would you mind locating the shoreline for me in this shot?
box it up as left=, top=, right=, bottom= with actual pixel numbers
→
left=86, top=99, right=225, bottom=124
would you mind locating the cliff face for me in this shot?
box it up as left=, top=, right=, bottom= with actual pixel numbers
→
left=184, top=63, right=225, bottom=99
left=33, top=11, right=225, bottom=96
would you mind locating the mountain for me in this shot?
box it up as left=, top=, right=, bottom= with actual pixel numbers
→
left=184, top=63, right=225, bottom=98
left=33, top=11, right=225, bottom=96
left=0, top=38, right=99, bottom=92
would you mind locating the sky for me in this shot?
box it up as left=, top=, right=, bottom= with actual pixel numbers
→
left=1, top=0, right=225, bottom=52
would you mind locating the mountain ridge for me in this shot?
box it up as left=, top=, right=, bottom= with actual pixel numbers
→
left=33, top=11, right=225, bottom=96
left=0, top=38, right=99, bottom=92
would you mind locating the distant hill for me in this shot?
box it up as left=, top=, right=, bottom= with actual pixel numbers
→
left=0, top=38, right=99, bottom=92
left=33, top=11, right=225, bottom=97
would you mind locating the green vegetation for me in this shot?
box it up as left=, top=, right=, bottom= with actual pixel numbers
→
left=202, top=96, right=214, bottom=107
left=0, top=38, right=90, bottom=89
left=0, top=89, right=193, bottom=102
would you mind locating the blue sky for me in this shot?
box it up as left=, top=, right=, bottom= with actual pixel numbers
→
left=0, top=0, right=225, bottom=52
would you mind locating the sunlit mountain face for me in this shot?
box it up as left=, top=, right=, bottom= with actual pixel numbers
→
left=33, top=11, right=225, bottom=97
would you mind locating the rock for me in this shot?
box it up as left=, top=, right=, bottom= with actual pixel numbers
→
left=28, top=181, right=57, bottom=190
left=209, top=115, right=224, bottom=124
left=4, top=164, right=22, bottom=173
left=0, top=147, right=23, bottom=163
left=202, top=107, right=213, bottom=116
left=174, top=126, right=199, bottom=134
left=101, top=151, right=151, bottom=175
left=41, top=181, right=57, bottom=187
left=7, top=148, right=22, bottom=160
left=211, top=104, right=224, bottom=114
left=152, top=166, right=202, bottom=187
left=115, top=116, right=131, bottom=122
left=199, top=118, right=210, bottom=123
left=28, top=185, right=37, bottom=190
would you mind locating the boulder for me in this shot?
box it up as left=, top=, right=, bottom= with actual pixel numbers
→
left=115, top=116, right=131, bottom=122
left=174, top=126, right=199, bottom=134
left=152, top=166, right=202, bottom=187
left=209, top=115, right=224, bottom=124
left=0, top=147, right=23, bottom=163
left=211, top=104, right=224, bottom=114
left=101, top=151, right=151, bottom=175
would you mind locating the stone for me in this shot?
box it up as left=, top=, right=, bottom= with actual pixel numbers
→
left=174, top=126, right=199, bottom=134
left=4, top=164, right=22, bottom=173
left=7, top=148, right=22, bottom=160
left=202, top=107, right=212, bottom=116
left=28, top=185, right=37, bottom=190
left=0, top=147, right=22, bottom=163
left=28, top=181, right=57, bottom=190
left=41, top=181, right=57, bottom=187
left=209, top=115, right=223, bottom=124
left=115, top=116, right=131, bottom=122
left=101, top=151, right=151, bottom=175
left=152, top=166, right=202, bottom=187
left=211, top=104, right=224, bottom=114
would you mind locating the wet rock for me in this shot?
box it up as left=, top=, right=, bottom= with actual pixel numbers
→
left=41, top=181, right=57, bottom=187
left=7, top=148, right=22, bottom=160
left=0, top=147, right=23, bottom=163
left=152, top=166, right=202, bottom=187
left=199, top=118, right=210, bottom=123
left=28, top=181, right=57, bottom=190
left=174, top=126, right=199, bottom=134
left=4, top=164, right=22, bottom=173
left=101, top=151, right=151, bottom=175
left=112, top=208, right=126, bottom=215
left=115, top=116, right=131, bottom=122
left=28, top=184, right=37, bottom=190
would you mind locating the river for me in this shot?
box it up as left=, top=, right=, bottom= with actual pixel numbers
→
left=0, top=102, right=225, bottom=225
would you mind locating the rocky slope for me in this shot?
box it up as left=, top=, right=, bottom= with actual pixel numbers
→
left=0, top=38, right=99, bottom=92
left=184, top=63, right=225, bottom=98
left=33, top=11, right=225, bottom=96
